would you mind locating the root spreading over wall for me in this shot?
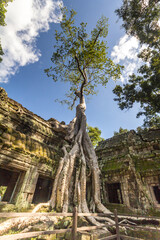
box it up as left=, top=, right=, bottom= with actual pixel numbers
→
left=0, top=98, right=114, bottom=235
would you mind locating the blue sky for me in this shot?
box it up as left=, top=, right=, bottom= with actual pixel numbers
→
left=0, top=0, right=144, bottom=139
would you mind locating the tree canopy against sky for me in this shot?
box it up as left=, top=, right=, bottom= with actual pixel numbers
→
left=113, top=0, right=160, bottom=128
left=1, top=0, right=148, bottom=139
left=87, top=125, right=104, bottom=147
left=45, top=8, right=122, bottom=109
left=0, top=0, right=12, bottom=62
left=44, top=8, right=122, bottom=225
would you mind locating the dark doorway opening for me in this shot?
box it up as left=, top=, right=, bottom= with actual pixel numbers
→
left=86, top=180, right=92, bottom=203
left=106, top=182, right=123, bottom=204
left=0, top=168, right=20, bottom=202
left=32, top=177, right=53, bottom=204
left=153, top=186, right=160, bottom=204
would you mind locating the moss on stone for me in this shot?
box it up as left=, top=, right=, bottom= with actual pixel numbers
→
left=102, top=160, right=126, bottom=172
left=104, top=203, right=134, bottom=215
left=133, top=156, right=160, bottom=172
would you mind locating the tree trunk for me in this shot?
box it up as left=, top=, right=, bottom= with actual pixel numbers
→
left=49, top=99, right=113, bottom=225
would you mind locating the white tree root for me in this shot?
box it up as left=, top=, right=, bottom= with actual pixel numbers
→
left=48, top=103, right=113, bottom=226
left=32, top=202, right=50, bottom=213
left=0, top=215, right=58, bottom=235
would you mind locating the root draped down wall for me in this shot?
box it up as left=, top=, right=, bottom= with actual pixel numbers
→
left=48, top=100, right=113, bottom=225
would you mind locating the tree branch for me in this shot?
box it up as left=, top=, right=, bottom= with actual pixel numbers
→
left=93, top=28, right=103, bottom=45
left=74, top=54, right=88, bottom=102
left=71, top=95, right=77, bottom=109
left=75, top=55, right=86, bottom=81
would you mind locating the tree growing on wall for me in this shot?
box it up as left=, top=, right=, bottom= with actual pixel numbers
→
left=45, top=8, right=122, bottom=224
left=113, top=0, right=160, bottom=128
left=114, top=127, right=128, bottom=136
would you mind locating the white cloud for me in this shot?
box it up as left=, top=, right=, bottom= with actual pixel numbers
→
left=111, top=34, right=143, bottom=83
left=0, top=0, right=63, bottom=83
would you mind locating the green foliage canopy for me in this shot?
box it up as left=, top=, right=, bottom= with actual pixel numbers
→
left=87, top=125, right=104, bottom=147
left=115, top=0, right=160, bottom=47
left=113, top=0, right=160, bottom=127
left=45, top=8, right=122, bottom=109
left=0, top=0, right=13, bottom=62
left=0, top=1, right=7, bottom=27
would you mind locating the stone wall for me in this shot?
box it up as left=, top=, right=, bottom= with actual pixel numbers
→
left=1, top=87, right=160, bottom=212
left=96, top=129, right=160, bottom=211
left=0, top=88, right=67, bottom=208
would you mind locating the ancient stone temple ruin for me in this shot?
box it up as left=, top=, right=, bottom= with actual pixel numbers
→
left=96, top=129, right=160, bottom=211
left=0, top=87, right=160, bottom=212
left=0, top=87, right=67, bottom=208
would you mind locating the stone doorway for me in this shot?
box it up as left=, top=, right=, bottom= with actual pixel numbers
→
left=32, top=176, right=53, bottom=204
left=106, top=182, right=123, bottom=204
left=152, top=185, right=160, bottom=205
left=0, top=168, right=20, bottom=203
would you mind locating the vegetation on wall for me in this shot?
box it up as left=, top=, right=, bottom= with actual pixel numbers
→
left=114, top=127, right=129, bottom=136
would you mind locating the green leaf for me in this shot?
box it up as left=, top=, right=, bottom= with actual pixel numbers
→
left=45, top=7, right=123, bottom=109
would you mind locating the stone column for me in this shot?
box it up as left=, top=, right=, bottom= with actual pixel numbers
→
left=121, top=176, right=130, bottom=208
left=15, top=166, right=39, bottom=209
